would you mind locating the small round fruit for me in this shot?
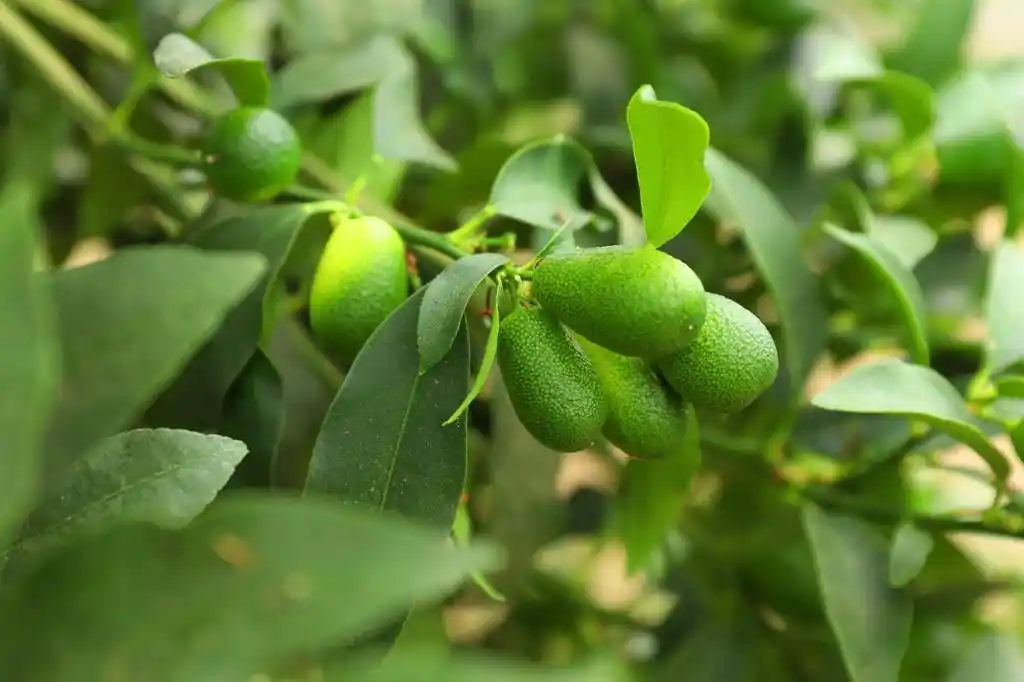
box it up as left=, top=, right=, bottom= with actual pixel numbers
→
left=200, top=107, right=302, bottom=202
left=533, top=245, right=707, bottom=359
left=309, top=216, right=408, bottom=366
left=497, top=307, right=608, bottom=452
left=656, top=293, right=779, bottom=413
left=578, top=336, right=690, bottom=460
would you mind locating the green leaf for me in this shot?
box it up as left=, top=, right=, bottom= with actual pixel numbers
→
left=867, top=215, right=937, bottom=269
left=704, top=149, right=828, bottom=394
left=306, top=288, right=469, bottom=529
left=889, top=0, right=976, bottom=87
left=811, top=357, right=1010, bottom=486
left=444, top=279, right=504, bottom=426
left=418, top=253, right=508, bottom=372
left=888, top=522, right=934, bottom=588
left=654, top=621, right=790, bottom=682
left=1, top=429, right=247, bottom=582
left=374, top=60, right=457, bottom=171
left=947, top=632, right=1024, bottom=682
left=985, top=241, right=1024, bottom=374
left=626, top=84, right=711, bottom=247
left=823, top=223, right=930, bottom=364
left=453, top=501, right=505, bottom=601
left=995, top=375, right=1024, bottom=400
left=802, top=504, right=913, bottom=682
left=221, top=350, right=285, bottom=488
left=152, top=32, right=270, bottom=107
left=0, top=495, right=500, bottom=682
left=610, top=406, right=700, bottom=574
left=45, top=246, right=266, bottom=485
left=147, top=205, right=319, bottom=431
left=0, top=184, right=58, bottom=544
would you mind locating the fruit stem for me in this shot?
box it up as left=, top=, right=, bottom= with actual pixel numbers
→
left=448, top=204, right=497, bottom=246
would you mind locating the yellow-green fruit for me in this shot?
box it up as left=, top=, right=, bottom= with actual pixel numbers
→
left=309, top=216, right=408, bottom=366
left=497, top=307, right=608, bottom=452
left=656, top=293, right=779, bottom=413
left=578, top=337, right=689, bottom=459
left=533, top=245, right=707, bottom=358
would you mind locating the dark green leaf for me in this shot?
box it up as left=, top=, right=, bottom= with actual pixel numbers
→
left=45, top=246, right=266, bottom=485
left=654, top=621, right=791, bottom=682
left=824, top=223, right=930, bottom=364
left=0, top=184, right=58, bottom=543
left=152, top=32, right=270, bottom=107
left=0, top=495, right=500, bottom=682
left=985, top=240, right=1024, bottom=374
left=610, top=406, right=700, bottom=574
left=1, top=429, right=247, bottom=582
left=803, top=504, right=913, bottom=682
left=889, top=0, right=976, bottom=87
left=947, top=632, right=1024, bottom=682
left=888, top=522, right=934, bottom=588
left=625, top=84, right=711, bottom=247
left=995, top=375, right=1024, bottom=400
left=418, top=253, right=508, bottom=372
left=306, top=288, right=469, bottom=529
left=811, top=357, right=1010, bottom=484
left=704, top=148, right=828, bottom=393
left=221, top=350, right=285, bottom=488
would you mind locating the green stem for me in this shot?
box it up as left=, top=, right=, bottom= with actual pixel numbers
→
left=115, top=135, right=202, bottom=166
left=448, top=204, right=496, bottom=244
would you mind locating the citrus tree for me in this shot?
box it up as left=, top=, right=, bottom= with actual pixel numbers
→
left=2, top=0, right=1024, bottom=680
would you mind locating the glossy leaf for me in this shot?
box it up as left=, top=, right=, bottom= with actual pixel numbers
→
left=0, top=496, right=500, bottom=682
left=625, top=84, right=711, bottom=246
left=306, top=288, right=469, bottom=530
left=153, top=32, right=270, bottom=107
left=0, top=184, right=58, bottom=544
left=1, top=429, right=247, bottom=582
left=811, top=357, right=1010, bottom=485
left=221, top=350, right=285, bottom=488
left=418, top=253, right=508, bottom=372
left=704, top=148, right=828, bottom=393
left=610, top=406, right=701, bottom=574
left=45, top=247, right=266, bottom=485
left=985, top=241, right=1024, bottom=374
left=803, top=504, right=913, bottom=682
left=888, top=522, right=934, bottom=588
left=823, top=223, right=930, bottom=364
left=947, top=632, right=1024, bottom=682
left=889, top=0, right=977, bottom=87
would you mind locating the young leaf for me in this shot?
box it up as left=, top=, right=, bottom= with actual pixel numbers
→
left=985, top=241, right=1024, bottom=374
left=444, top=279, right=504, bottom=426
left=811, top=357, right=1010, bottom=486
left=995, top=375, right=1024, bottom=400
left=0, top=495, right=500, bottom=682
left=823, top=223, right=930, bottom=365
left=610, top=406, right=701, bottom=575
left=453, top=501, right=505, bottom=601
left=306, top=288, right=470, bottom=530
left=418, top=253, right=508, bottom=372
left=803, top=504, right=913, bottom=682
left=0, top=185, right=58, bottom=544
left=704, top=149, right=829, bottom=394
left=626, top=84, right=711, bottom=247
left=888, top=522, right=934, bottom=588
left=153, top=32, right=270, bottom=107
left=867, top=215, right=937, bottom=269
left=1, top=429, right=247, bottom=582
left=220, top=350, right=285, bottom=488
left=45, top=247, right=267, bottom=487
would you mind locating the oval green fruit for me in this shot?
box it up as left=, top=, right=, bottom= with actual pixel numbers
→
left=200, top=106, right=302, bottom=203
left=497, top=307, right=608, bottom=452
left=309, top=216, right=408, bottom=366
left=533, top=245, right=707, bottom=359
left=656, top=293, right=779, bottom=413
left=578, top=337, right=689, bottom=460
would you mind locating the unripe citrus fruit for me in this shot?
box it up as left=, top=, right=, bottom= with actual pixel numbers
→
left=533, top=245, right=707, bottom=358
left=497, top=307, right=607, bottom=452
left=656, top=293, right=779, bottom=413
left=309, top=215, right=408, bottom=366
left=200, top=107, right=302, bottom=202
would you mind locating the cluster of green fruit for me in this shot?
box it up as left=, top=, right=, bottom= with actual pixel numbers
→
left=499, top=246, right=780, bottom=458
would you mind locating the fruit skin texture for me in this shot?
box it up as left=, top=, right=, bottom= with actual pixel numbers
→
left=656, top=293, right=779, bottom=413
left=578, top=337, right=689, bottom=459
left=201, top=107, right=302, bottom=202
left=309, top=216, right=409, bottom=367
left=497, top=307, right=608, bottom=452
left=533, top=245, right=707, bottom=359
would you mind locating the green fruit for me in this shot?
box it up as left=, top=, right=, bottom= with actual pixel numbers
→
left=533, top=245, right=707, bottom=359
left=656, top=293, right=778, bottom=413
left=578, top=337, right=689, bottom=460
left=200, top=107, right=302, bottom=202
left=497, top=307, right=608, bottom=452
left=309, top=216, right=408, bottom=366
